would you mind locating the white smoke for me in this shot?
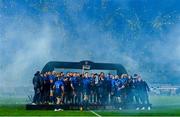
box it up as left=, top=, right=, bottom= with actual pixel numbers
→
left=0, top=0, right=179, bottom=103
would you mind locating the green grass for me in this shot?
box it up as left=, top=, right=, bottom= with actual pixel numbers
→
left=1, top=105, right=180, bottom=116
left=0, top=105, right=94, bottom=116
left=97, top=107, right=180, bottom=116
left=0, top=96, right=180, bottom=116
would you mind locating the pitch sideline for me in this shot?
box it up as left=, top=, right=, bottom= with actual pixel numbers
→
left=90, top=110, right=102, bottom=117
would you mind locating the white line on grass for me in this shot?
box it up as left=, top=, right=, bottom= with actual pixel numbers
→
left=90, top=110, right=102, bottom=117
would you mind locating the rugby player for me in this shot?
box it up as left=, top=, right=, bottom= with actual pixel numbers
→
left=48, top=71, right=56, bottom=104
left=32, top=71, right=41, bottom=105
left=54, top=76, right=64, bottom=104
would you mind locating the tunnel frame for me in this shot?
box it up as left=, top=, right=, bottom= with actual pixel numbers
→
left=41, top=60, right=127, bottom=75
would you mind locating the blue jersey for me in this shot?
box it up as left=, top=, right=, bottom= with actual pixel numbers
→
left=43, top=76, right=49, bottom=85
left=89, top=77, right=95, bottom=85
left=54, top=80, right=64, bottom=92
left=116, top=79, right=123, bottom=88
left=105, top=77, right=112, bottom=91
left=106, top=76, right=111, bottom=81
left=120, top=77, right=128, bottom=85
left=111, top=79, right=116, bottom=89
left=59, top=76, right=64, bottom=82
left=82, top=77, right=91, bottom=90
left=70, top=77, right=78, bottom=88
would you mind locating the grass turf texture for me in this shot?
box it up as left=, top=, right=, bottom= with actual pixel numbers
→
left=0, top=96, right=180, bottom=116
left=0, top=105, right=94, bottom=116
left=1, top=105, right=180, bottom=116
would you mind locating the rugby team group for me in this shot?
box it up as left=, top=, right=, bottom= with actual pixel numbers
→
left=32, top=71, right=151, bottom=110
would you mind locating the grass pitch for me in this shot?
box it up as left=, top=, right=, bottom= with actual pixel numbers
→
left=1, top=105, right=180, bottom=116
left=0, top=96, right=180, bottom=116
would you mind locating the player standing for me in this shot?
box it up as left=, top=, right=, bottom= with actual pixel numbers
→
left=32, top=71, right=41, bottom=105
left=54, top=77, right=64, bottom=104
left=48, top=71, right=56, bottom=104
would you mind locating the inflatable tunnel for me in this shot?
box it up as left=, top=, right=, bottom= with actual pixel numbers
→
left=41, top=60, right=127, bottom=75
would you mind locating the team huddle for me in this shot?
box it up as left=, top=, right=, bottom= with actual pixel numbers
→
left=32, top=71, right=151, bottom=110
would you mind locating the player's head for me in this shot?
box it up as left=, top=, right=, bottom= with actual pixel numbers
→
left=99, top=72, right=105, bottom=78
left=93, top=73, right=98, bottom=78
left=43, top=73, right=47, bottom=77
left=66, top=72, right=70, bottom=77
left=69, top=72, right=73, bottom=77
left=80, top=73, right=84, bottom=78
left=121, top=74, right=127, bottom=78
left=60, top=72, right=64, bottom=77
left=107, top=73, right=111, bottom=77
left=34, top=71, right=40, bottom=76
left=84, top=72, right=89, bottom=78
left=48, top=71, right=51, bottom=75
left=121, top=74, right=124, bottom=78
left=128, top=75, right=132, bottom=79
left=63, top=77, right=68, bottom=81
left=56, top=73, right=60, bottom=77
left=52, top=71, right=56, bottom=75
left=110, top=74, right=114, bottom=79
left=111, top=75, right=115, bottom=79
left=76, top=73, right=80, bottom=77
left=137, top=75, right=142, bottom=81
left=115, top=75, right=119, bottom=79
left=91, top=73, right=94, bottom=77
left=134, top=74, right=138, bottom=78
left=40, top=73, right=43, bottom=77
left=73, top=72, right=77, bottom=77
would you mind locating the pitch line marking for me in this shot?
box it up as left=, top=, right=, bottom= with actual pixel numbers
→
left=90, top=110, right=102, bottom=117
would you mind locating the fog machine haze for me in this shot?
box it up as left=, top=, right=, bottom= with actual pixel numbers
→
left=0, top=0, right=180, bottom=104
